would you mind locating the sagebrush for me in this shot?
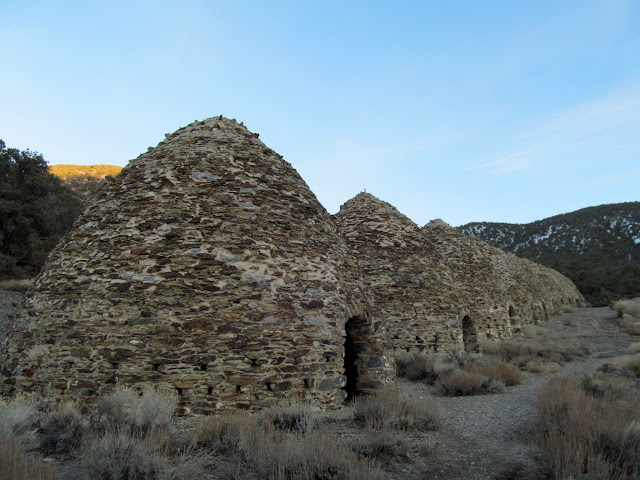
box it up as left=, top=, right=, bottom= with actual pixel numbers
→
left=535, top=374, right=640, bottom=479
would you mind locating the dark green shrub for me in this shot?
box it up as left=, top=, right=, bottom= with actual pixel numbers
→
left=0, top=140, right=83, bottom=277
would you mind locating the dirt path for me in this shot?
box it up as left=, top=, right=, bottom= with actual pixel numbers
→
left=399, top=307, right=634, bottom=480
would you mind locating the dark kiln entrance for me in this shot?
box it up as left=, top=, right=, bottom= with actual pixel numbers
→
left=462, top=315, right=479, bottom=352
left=343, top=316, right=370, bottom=401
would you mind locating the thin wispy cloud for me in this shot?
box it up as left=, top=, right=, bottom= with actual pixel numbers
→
left=469, top=82, right=640, bottom=177
left=1, top=1, right=638, bottom=226
left=469, top=150, right=536, bottom=175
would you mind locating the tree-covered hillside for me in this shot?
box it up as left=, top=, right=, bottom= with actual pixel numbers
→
left=0, top=141, right=84, bottom=277
left=459, top=202, right=640, bottom=306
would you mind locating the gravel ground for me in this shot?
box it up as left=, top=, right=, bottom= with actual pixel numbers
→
left=395, top=307, right=634, bottom=480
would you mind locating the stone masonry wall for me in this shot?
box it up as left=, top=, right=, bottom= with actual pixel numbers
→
left=334, top=194, right=467, bottom=353
left=1, top=117, right=392, bottom=413
left=421, top=219, right=586, bottom=343
left=1, top=120, right=585, bottom=413
left=335, top=193, right=585, bottom=354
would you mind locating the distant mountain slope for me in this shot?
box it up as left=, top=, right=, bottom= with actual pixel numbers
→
left=458, top=202, right=640, bottom=306
left=49, top=164, right=122, bottom=179
left=49, top=164, right=123, bottom=201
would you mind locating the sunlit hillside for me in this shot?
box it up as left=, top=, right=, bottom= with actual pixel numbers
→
left=49, top=164, right=123, bottom=202
left=49, top=164, right=122, bottom=179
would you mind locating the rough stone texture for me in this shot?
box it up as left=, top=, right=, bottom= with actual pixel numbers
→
left=422, top=218, right=586, bottom=334
left=0, top=291, right=24, bottom=356
left=0, top=117, right=391, bottom=413
left=333, top=194, right=465, bottom=353
left=1, top=119, right=584, bottom=413
left=334, top=194, right=585, bottom=353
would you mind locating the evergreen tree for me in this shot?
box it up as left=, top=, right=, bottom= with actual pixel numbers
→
left=0, top=139, right=83, bottom=277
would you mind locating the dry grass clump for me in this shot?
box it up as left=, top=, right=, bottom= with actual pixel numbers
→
left=75, top=428, right=168, bottom=480
left=612, top=297, right=640, bottom=319
left=194, top=411, right=378, bottom=480
left=352, top=386, right=442, bottom=431
left=397, top=349, right=525, bottom=396
left=69, top=387, right=200, bottom=479
left=394, top=349, right=418, bottom=377
left=39, top=401, right=87, bottom=454
left=521, top=360, right=562, bottom=374
left=430, top=356, right=525, bottom=397
left=480, top=328, right=590, bottom=375
left=403, top=353, right=438, bottom=382
left=479, top=340, right=502, bottom=355
left=92, top=386, right=178, bottom=435
left=264, top=401, right=318, bottom=433
left=487, top=337, right=588, bottom=373
left=435, top=370, right=505, bottom=396
left=0, top=278, right=31, bottom=291
left=0, top=400, right=59, bottom=480
left=395, top=350, right=434, bottom=381
left=560, top=305, right=577, bottom=314
left=580, top=368, right=639, bottom=397
left=630, top=342, right=640, bottom=353
left=349, top=428, right=410, bottom=461
left=0, top=435, right=60, bottom=480
left=395, top=350, right=459, bottom=383
left=249, top=429, right=377, bottom=480
left=0, top=401, right=41, bottom=452
left=619, top=314, right=640, bottom=335
left=2, top=389, right=385, bottom=480
left=75, top=427, right=210, bottom=480
left=522, top=324, right=544, bottom=339
left=464, top=359, right=526, bottom=387
left=0, top=388, right=208, bottom=480
left=612, top=298, right=640, bottom=335
left=613, top=353, right=640, bottom=371
left=193, top=412, right=264, bottom=456
left=535, top=374, right=640, bottom=479
left=611, top=354, right=640, bottom=378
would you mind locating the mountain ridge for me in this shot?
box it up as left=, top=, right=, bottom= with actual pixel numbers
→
left=458, top=201, right=640, bottom=306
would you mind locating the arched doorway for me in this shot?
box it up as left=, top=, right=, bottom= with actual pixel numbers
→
left=343, top=317, right=359, bottom=400
left=508, top=305, right=519, bottom=330
left=462, top=316, right=479, bottom=352
left=343, top=316, right=374, bottom=401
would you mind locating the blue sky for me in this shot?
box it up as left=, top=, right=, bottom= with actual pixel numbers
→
left=1, top=1, right=639, bottom=226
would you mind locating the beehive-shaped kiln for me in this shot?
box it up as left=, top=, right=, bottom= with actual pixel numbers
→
left=334, top=193, right=466, bottom=352
left=421, top=219, right=585, bottom=340
left=336, top=193, right=585, bottom=353
left=1, top=117, right=391, bottom=412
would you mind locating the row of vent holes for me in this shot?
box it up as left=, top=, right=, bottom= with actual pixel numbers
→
left=154, top=361, right=333, bottom=375
left=157, top=361, right=333, bottom=372
left=175, top=382, right=314, bottom=396
left=264, top=380, right=311, bottom=392
left=151, top=364, right=209, bottom=372
left=175, top=387, right=216, bottom=396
